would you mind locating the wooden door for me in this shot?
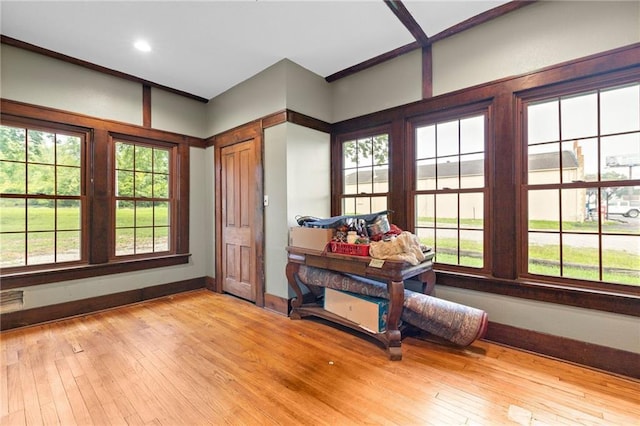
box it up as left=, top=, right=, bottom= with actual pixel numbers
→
left=220, top=139, right=257, bottom=302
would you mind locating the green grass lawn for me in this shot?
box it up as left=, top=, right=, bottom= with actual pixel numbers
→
left=1, top=206, right=169, bottom=266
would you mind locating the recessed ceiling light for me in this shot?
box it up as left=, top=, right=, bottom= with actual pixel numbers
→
left=134, top=40, right=151, bottom=52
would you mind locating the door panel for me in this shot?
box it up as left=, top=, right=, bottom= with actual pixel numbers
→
left=221, top=139, right=257, bottom=302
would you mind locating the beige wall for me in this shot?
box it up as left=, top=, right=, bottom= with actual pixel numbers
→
left=433, top=1, right=640, bottom=96
left=264, top=123, right=331, bottom=299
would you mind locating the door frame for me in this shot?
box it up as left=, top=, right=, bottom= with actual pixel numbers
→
left=214, top=121, right=265, bottom=307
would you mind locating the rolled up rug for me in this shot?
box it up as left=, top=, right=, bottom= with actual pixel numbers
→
left=296, top=265, right=488, bottom=347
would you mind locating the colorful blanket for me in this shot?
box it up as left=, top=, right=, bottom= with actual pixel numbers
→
left=296, top=265, right=488, bottom=347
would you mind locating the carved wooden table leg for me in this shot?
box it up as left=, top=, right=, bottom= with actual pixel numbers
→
left=285, top=262, right=303, bottom=320
left=420, top=269, right=436, bottom=295
left=386, top=279, right=404, bottom=361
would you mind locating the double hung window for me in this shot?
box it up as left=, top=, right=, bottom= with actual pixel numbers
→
left=114, top=139, right=174, bottom=257
left=0, top=106, right=188, bottom=286
left=522, top=81, right=640, bottom=287
left=411, top=111, right=488, bottom=269
left=0, top=121, right=86, bottom=269
left=339, top=131, right=390, bottom=215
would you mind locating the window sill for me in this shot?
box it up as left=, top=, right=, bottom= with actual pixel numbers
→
left=435, top=270, right=640, bottom=317
left=0, top=254, right=191, bottom=290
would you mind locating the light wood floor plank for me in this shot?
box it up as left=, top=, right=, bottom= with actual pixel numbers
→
left=1, top=289, right=638, bottom=426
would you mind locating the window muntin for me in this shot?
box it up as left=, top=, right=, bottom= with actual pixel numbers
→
left=114, top=140, right=173, bottom=257
left=524, top=82, right=640, bottom=286
left=414, top=114, right=486, bottom=269
left=341, top=133, right=389, bottom=215
left=0, top=124, right=85, bottom=268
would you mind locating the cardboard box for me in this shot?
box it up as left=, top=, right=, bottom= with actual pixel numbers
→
left=324, top=288, right=388, bottom=333
left=289, top=227, right=334, bottom=251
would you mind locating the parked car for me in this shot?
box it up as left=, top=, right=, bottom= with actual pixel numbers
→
left=607, top=200, right=640, bottom=218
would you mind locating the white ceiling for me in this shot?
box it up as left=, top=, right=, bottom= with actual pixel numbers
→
left=1, top=1, right=511, bottom=101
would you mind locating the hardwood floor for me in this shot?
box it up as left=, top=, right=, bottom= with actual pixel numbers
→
left=1, top=289, right=638, bottom=425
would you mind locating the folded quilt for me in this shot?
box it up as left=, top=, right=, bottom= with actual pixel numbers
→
left=296, top=265, right=488, bottom=347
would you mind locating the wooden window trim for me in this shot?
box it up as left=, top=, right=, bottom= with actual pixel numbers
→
left=515, top=71, right=640, bottom=294
left=330, top=44, right=640, bottom=315
left=0, top=100, right=195, bottom=289
left=332, top=125, right=393, bottom=217
left=406, top=102, right=492, bottom=275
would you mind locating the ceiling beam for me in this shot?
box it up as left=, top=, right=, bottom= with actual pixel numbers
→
left=384, top=0, right=430, bottom=47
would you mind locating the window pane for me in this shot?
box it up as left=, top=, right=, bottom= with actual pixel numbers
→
left=115, top=228, right=135, bottom=256
left=600, top=84, right=640, bottom=135
left=342, top=141, right=357, bottom=169
left=27, top=199, right=54, bottom=232
left=370, top=196, right=387, bottom=213
left=372, top=166, right=388, bottom=192
left=0, top=161, right=26, bottom=194
left=135, top=145, right=153, bottom=172
left=435, top=228, right=458, bottom=265
left=0, top=125, right=26, bottom=161
left=601, top=133, right=640, bottom=181
left=153, top=148, right=170, bottom=174
left=356, top=137, right=373, bottom=167
left=0, top=232, right=25, bottom=267
left=154, top=202, right=170, bottom=226
left=356, top=166, right=373, bottom=194
left=28, top=164, right=55, bottom=195
left=57, top=166, right=81, bottom=196
left=559, top=188, right=598, bottom=233
left=415, top=227, right=434, bottom=250
left=27, top=231, right=55, bottom=265
left=116, top=143, right=134, bottom=170
left=563, top=138, right=598, bottom=182
left=460, top=193, right=483, bottom=229
left=602, top=186, right=640, bottom=230
left=435, top=193, right=457, bottom=228
left=57, top=200, right=81, bottom=231
left=528, top=232, right=560, bottom=276
left=57, top=230, right=81, bottom=262
left=529, top=143, right=560, bottom=185
left=354, top=197, right=371, bottom=215
left=56, top=135, right=81, bottom=167
left=529, top=189, right=559, bottom=231
left=28, top=130, right=55, bottom=164
left=135, top=172, right=153, bottom=198
left=562, top=233, right=599, bottom=281
left=372, top=135, right=389, bottom=166
left=602, top=235, right=640, bottom=285
left=136, top=227, right=154, bottom=254
left=416, top=125, right=435, bottom=159
left=154, top=226, right=169, bottom=252
left=460, top=153, right=484, bottom=189
left=153, top=173, right=169, bottom=198
left=416, top=159, right=435, bottom=190
left=342, top=197, right=356, bottom=215
left=460, top=229, right=483, bottom=268
left=437, top=156, right=459, bottom=190
left=528, top=100, right=559, bottom=144
left=343, top=168, right=358, bottom=194
left=436, top=121, right=459, bottom=157
left=136, top=201, right=153, bottom=227
left=561, top=92, right=598, bottom=140
left=1, top=198, right=25, bottom=232
left=116, top=201, right=135, bottom=227
left=116, top=170, right=134, bottom=197
left=460, top=116, right=484, bottom=154
left=415, top=194, right=434, bottom=228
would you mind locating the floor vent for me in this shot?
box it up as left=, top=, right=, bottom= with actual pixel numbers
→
left=0, top=290, right=24, bottom=313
